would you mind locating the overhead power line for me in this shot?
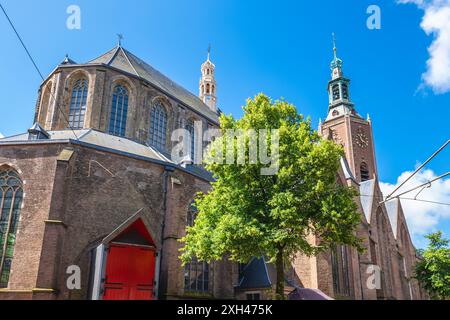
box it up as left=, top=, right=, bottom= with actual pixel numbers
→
left=359, top=194, right=450, bottom=207
left=0, top=2, right=79, bottom=140
left=384, top=139, right=450, bottom=202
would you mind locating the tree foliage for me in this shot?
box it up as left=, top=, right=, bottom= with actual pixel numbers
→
left=416, top=231, right=450, bottom=300
left=180, top=94, right=362, bottom=299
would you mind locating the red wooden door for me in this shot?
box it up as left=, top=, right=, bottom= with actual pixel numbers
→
left=103, top=244, right=156, bottom=300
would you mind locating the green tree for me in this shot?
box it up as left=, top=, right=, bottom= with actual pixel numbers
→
left=180, top=94, right=362, bottom=299
left=416, top=231, right=450, bottom=300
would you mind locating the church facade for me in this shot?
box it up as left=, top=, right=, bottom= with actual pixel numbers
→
left=0, top=42, right=426, bottom=300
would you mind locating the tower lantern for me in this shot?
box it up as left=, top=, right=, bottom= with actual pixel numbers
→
left=199, top=45, right=217, bottom=112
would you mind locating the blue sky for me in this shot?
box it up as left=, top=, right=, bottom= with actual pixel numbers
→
left=0, top=0, right=449, bottom=247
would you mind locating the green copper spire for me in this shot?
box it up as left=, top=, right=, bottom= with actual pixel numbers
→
left=330, top=33, right=343, bottom=70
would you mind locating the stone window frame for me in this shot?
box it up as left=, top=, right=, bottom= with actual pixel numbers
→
left=64, top=69, right=92, bottom=130
left=107, top=77, right=135, bottom=138
left=183, top=202, right=211, bottom=295
left=109, top=84, right=129, bottom=137
left=330, top=244, right=351, bottom=297
left=360, top=162, right=370, bottom=181
left=0, top=167, right=24, bottom=288
left=68, top=79, right=89, bottom=129
left=37, top=80, right=53, bottom=127
left=148, top=97, right=171, bottom=152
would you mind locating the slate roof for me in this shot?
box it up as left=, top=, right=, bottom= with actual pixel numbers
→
left=236, top=257, right=272, bottom=290
left=359, top=179, right=376, bottom=223
left=0, top=128, right=213, bottom=181
left=385, top=198, right=400, bottom=238
left=82, top=45, right=219, bottom=124
left=340, top=157, right=357, bottom=183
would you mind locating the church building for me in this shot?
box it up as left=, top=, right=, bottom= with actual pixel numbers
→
left=0, top=40, right=426, bottom=300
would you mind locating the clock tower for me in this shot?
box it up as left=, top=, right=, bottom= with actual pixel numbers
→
left=319, top=34, right=378, bottom=182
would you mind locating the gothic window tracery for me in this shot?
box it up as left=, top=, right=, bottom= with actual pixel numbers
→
left=149, top=101, right=168, bottom=151
left=184, top=203, right=210, bottom=294
left=0, top=169, right=23, bottom=288
left=331, top=245, right=351, bottom=297
left=69, top=79, right=88, bottom=129
left=186, top=120, right=196, bottom=162
left=109, top=85, right=129, bottom=137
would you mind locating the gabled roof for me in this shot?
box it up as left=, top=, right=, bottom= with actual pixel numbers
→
left=0, top=129, right=213, bottom=181
left=385, top=198, right=400, bottom=239
left=85, top=46, right=219, bottom=123
left=236, top=257, right=272, bottom=290
left=359, top=179, right=376, bottom=222
left=340, top=157, right=357, bottom=183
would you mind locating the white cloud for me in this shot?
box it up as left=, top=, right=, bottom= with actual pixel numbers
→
left=398, top=0, right=450, bottom=93
left=380, top=169, right=450, bottom=246
left=0, top=133, right=3, bottom=139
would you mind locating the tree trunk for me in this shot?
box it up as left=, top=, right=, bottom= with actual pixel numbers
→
left=275, top=247, right=285, bottom=300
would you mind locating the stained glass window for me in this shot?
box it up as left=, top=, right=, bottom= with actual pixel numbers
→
left=109, top=85, right=129, bottom=137
left=69, top=79, right=88, bottom=129
left=0, top=169, right=23, bottom=288
left=149, top=101, right=167, bottom=151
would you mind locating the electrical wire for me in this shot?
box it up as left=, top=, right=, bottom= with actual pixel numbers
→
left=359, top=194, right=450, bottom=206
left=384, top=139, right=450, bottom=202
left=0, top=2, right=79, bottom=140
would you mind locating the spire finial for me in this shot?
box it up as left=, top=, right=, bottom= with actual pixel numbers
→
left=332, top=32, right=338, bottom=60
left=207, top=43, right=211, bottom=60
left=117, top=34, right=123, bottom=47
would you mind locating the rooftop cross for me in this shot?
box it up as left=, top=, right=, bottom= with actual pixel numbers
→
left=117, top=34, right=124, bottom=47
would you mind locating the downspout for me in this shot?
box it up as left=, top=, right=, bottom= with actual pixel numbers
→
left=157, top=165, right=175, bottom=300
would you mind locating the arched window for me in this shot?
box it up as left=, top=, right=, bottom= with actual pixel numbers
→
left=38, top=82, right=52, bottom=125
left=0, top=169, right=23, bottom=288
left=69, top=79, right=88, bottom=129
left=186, top=120, right=196, bottom=162
left=184, top=203, right=210, bottom=293
left=342, top=83, right=349, bottom=100
left=149, top=101, right=168, bottom=151
left=212, top=85, right=215, bottom=95
left=360, top=163, right=370, bottom=181
left=331, top=245, right=351, bottom=297
left=206, top=84, right=210, bottom=94
left=332, top=84, right=340, bottom=101
left=109, top=85, right=129, bottom=137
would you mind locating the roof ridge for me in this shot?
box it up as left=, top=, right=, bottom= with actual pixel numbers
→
left=119, top=47, right=141, bottom=78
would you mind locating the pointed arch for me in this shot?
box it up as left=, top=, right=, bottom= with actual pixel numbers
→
left=69, top=79, right=89, bottom=129
left=109, top=84, right=129, bottom=137
left=0, top=168, right=24, bottom=288
left=149, top=100, right=168, bottom=151
left=38, top=81, right=53, bottom=126
left=185, top=119, right=196, bottom=162
left=360, top=162, right=370, bottom=181
left=184, top=201, right=210, bottom=294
